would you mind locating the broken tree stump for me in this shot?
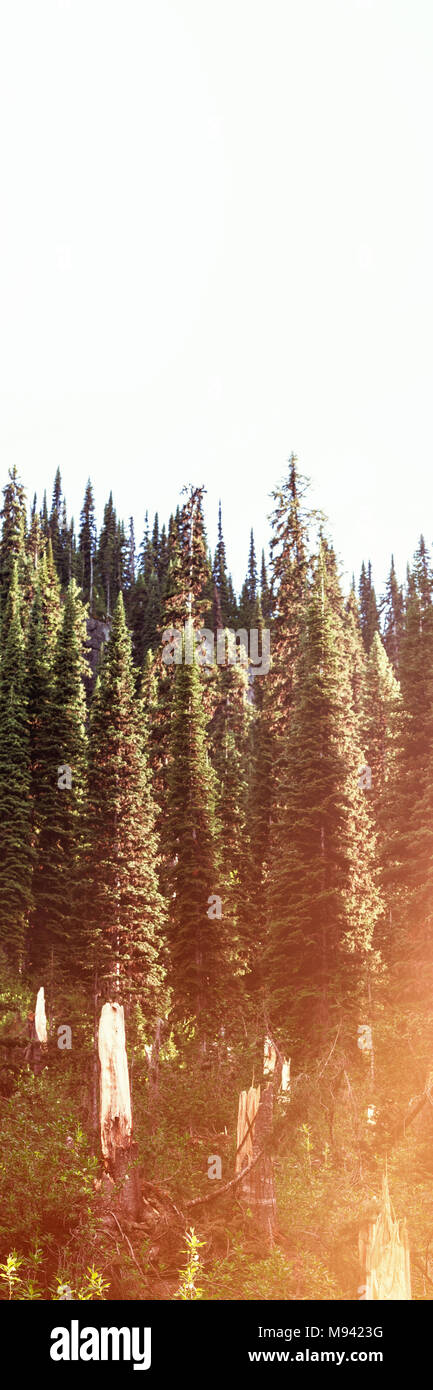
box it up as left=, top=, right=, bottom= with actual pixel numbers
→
left=238, top=1082, right=276, bottom=1248
left=359, top=1173, right=411, bottom=1300
left=24, top=986, right=48, bottom=1075
left=235, top=1084, right=260, bottom=1175
left=98, top=1001, right=142, bottom=1221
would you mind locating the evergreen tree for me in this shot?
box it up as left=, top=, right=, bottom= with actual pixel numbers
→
left=125, top=517, right=136, bottom=593
left=359, top=560, right=379, bottom=652
left=361, top=631, right=401, bottom=959
left=268, top=544, right=381, bottom=1050
left=382, top=555, right=404, bottom=674
left=167, top=648, right=224, bottom=1036
left=87, top=594, right=166, bottom=1009
left=260, top=547, right=272, bottom=621
left=78, top=479, right=97, bottom=608
left=0, top=467, right=27, bottom=611
left=213, top=502, right=231, bottom=628
left=0, top=563, right=33, bottom=962
left=34, top=580, right=90, bottom=963
left=238, top=529, right=260, bottom=630
left=26, top=553, right=62, bottom=968
left=386, top=553, right=433, bottom=958
left=208, top=658, right=252, bottom=970
left=268, top=454, right=310, bottom=732
left=96, top=492, right=117, bottom=617
left=49, top=468, right=63, bottom=576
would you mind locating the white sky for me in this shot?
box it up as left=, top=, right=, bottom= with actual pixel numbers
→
left=0, top=0, right=432, bottom=594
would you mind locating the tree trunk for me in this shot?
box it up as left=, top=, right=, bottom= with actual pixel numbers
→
left=98, top=1000, right=142, bottom=1220
left=240, top=1083, right=276, bottom=1248
left=25, top=986, right=47, bottom=1075
left=359, top=1174, right=411, bottom=1300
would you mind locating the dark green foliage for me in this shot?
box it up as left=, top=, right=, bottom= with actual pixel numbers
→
left=87, top=594, right=166, bottom=1009
left=0, top=564, right=33, bottom=963
left=359, top=559, right=380, bottom=653
left=167, top=648, right=225, bottom=1035
left=268, top=544, right=381, bottom=1049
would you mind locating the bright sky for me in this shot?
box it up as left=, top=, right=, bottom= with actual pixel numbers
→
left=0, top=0, right=432, bottom=595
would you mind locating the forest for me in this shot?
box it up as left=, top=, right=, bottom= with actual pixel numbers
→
left=0, top=454, right=431, bottom=1302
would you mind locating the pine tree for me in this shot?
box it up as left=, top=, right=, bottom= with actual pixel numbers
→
left=26, top=554, right=62, bottom=968
left=86, top=594, right=165, bottom=1010
left=238, top=529, right=260, bottom=630
left=96, top=492, right=117, bottom=617
left=213, top=502, right=231, bottom=627
left=208, top=658, right=252, bottom=971
left=260, top=548, right=272, bottom=621
left=0, top=467, right=28, bottom=612
left=27, top=495, right=42, bottom=575
left=167, top=648, right=224, bottom=1036
left=125, top=517, right=136, bottom=593
left=142, top=568, right=161, bottom=656
left=78, top=479, right=97, bottom=608
left=268, top=455, right=310, bottom=733
left=359, top=560, right=379, bottom=652
left=268, top=543, right=381, bottom=1051
left=0, top=563, right=33, bottom=962
left=35, top=580, right=90, bottom=964
left=361, top=631, right=401, bottom=955
left=49, top=468, right=63, bottom=575
left=382, top=555, right=404, bottom=674
left=386, top=551, right=433, bottom=959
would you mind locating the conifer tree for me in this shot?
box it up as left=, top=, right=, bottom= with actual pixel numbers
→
left=382, top=555, right=404, bottom=674
left=49, top=468, right=64, bottom=576
left=359, top=560, right=380, bottom=652
left=167, top=648, right=224, bottom=1036
left=26, top=554, right=61, bottom=968
left=268, top=543, right=381, bottom=1050
left=209, top=658, right=252, bottom=968
left=125, top=517, right=136, bottom=593
left=268, top=455, right=310, bottom=733
left=238, top=529, right=260, bottom=630
left=260, top=547, right=272, bottom=621
left=213, top=501, right=231, bottom=627
left=96, top=492, right=117, bottom=617
left=78, top=479, right=97, bottom=608
left=386, top=552, right=433, bottom=958
left=34, top=580, right=90, bottom=963
left=86, top=594, right=165, bottom=1009
left=0, top=563, right=33, bottom=962
left=360, top=632, right=401, bottom=957
left=0, top=467, right=28, bottom=611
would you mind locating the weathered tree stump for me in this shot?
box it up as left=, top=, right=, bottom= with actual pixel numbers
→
left=24, top=986, right=47, bottom=1075
left=239, top=1083, right=276, bottom=1248
left=359, top=1173, right=411, bottom=1300
left=98, top=1001, right=142, bottom=1221
left=235, top=1084, right=260, bottom=1175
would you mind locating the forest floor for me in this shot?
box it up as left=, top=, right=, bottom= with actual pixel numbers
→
left=1, top=972, right=433, bottom=1302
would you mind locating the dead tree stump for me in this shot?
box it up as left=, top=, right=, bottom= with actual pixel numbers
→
left=24, top=986, right=48, bottom=1075
left=359, top=1173, right=411, bottom=1300
left=98, top=1001, right=142, bottom=1221
left=235, top=1085, right=260, bottom=1175
left=238, top=1083, right=276, bottom=1248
